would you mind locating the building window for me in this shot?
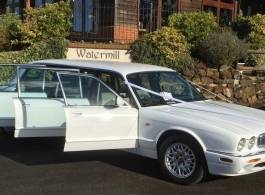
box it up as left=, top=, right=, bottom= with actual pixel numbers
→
left=35, top=0, right=43, bottom=7
left=203, top=0, right=235, bottom=26
left=221, top=0, right=233, bottom=4
left=219, top=8, right=232, bottom=26
left=6, top=0, right=20, bottom=14
left=203, top=5, right=217, bottom=17
left=73, top=0, right=96, bottom=33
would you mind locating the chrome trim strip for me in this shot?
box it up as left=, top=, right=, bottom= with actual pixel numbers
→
left=207, top=150, right=265, bottom=157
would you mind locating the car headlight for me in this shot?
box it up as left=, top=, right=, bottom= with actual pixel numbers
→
left=237, top=138, right=246, bottom=151
left=248, top=136, right=256, bottom=150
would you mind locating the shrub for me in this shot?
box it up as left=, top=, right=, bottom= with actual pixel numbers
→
left=130, top=27, right=193, bottom=72
left=247, top=14, right=265, bottom=50
left=0, top=7, right=22, bottom=51
left=0, top=37, right=69, bottom=64
left=231, top=14, right=265, bottom=50
left=0, top=66, right=16, bottom=86
left=12, top=0, right=73, bottom=47
left=199, top=29, right=248, bottom=69
left=0, top=29, right=12, bottom=52
left=247, top=53, right=265, bottom=66
left=167, top=12, right=217, bottom=53
left=230, top=16, right=251, bottom=40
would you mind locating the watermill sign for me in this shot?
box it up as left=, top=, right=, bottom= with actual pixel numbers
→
left=67, top=48, right=131, bottom=62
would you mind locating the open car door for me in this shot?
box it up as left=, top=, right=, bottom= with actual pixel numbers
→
left=0, top=64, right=43, bottom=128
left=13, top=66, right=79, bottom=138
left=57, top=72, right=138, bottom=151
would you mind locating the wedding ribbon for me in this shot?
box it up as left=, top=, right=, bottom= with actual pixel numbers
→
left=124, top=81, right=265, bottom=127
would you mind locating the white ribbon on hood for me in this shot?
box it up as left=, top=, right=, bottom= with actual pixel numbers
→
left=124, top=81, right=265, bottom=126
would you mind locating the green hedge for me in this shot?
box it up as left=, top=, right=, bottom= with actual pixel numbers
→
left=0, top=37, right=69, bottom=63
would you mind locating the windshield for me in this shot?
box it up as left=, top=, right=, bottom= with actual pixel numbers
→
left=127, top=71, right=205, bottom=107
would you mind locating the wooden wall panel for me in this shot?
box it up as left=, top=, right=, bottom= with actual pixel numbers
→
left=181, top=0, right=202, bottom=13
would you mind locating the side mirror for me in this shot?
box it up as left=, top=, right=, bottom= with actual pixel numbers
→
left=116, top=96, right=125, bottom=107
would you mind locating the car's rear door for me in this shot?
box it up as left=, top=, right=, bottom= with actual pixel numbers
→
left=57, top=72, right=138, bottom=151
left=13, top=66, right=79, bottom=138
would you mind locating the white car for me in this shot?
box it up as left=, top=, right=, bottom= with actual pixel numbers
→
left=1, top=60, right=265, bottom=185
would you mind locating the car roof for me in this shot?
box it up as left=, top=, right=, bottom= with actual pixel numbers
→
left=30, top=59, right=175, bottom=77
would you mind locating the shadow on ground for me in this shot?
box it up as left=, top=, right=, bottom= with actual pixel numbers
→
left=0, top=130, right=228, bottom=184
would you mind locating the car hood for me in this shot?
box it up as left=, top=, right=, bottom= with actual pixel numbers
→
left=148, top=100, right=265, bottom=137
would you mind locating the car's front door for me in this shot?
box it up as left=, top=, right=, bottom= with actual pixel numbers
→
left=57, top=72, right=138, bottom=151
left=13, top=66, right=79, bottom=138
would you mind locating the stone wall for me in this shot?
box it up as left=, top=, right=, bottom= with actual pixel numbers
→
left=182, top=61, right=265, bottom=109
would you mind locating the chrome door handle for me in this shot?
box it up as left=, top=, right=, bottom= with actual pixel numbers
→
left=22, top=104, right=30, bottom=106
left=70, top=112, right=82, bottom=116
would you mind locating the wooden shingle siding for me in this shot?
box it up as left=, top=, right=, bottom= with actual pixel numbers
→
left=181, top=0, right=202, bottom=13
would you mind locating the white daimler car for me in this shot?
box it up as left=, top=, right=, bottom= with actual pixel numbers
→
left=1, top=60, right=265, bottom=185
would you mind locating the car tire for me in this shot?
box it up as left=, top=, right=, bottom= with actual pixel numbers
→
left=0, top=127, right=15, bottom=136
left=158, top=135, right=208, bottom=185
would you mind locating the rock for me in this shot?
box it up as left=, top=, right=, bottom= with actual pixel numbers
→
left=182, top=76, right=191, bottom=81
left=250, top=100, right=263, bottom=108
left=241, top=86, right=256, bottom=101
left=227, top=97, right=237, bottom=102
left=220, top=70, right=232, bottom=79
left=234, top=89, right=243, bottom=99
left=206, top=69, right=213, bottom=78
left=256, top=83, right=262, bottom=92
left=214, top=86, right=226, bottom=93
left=212, top=70, right=220, bottom=80
left=209, top=84, right=218, bottom=87
left=195, top=62, right=207, bottom=69
left=213, top=79, right=224, bottom=84
left=248, top=95, right=257, bottom=104
left=192, top=77, right=200, bottom=83
left=183, top=69, right=195, bottom=78
left=216, top=93, right=227, bottom=101
left=219, top=65, right=230, bottom=71
left=235, top=100, right=249, bottom=107
left=203, top=85, right=213, bottom=92
left=198, top=69, right=206, bottom=77
left=226, top=79, right=239, bottom=88
left=201, top=77, right=213, bottom=85
left=202, top=92, right=216, bottom=99
left=257, top=94, right=264, bottom=100
left=231, top=70, right=240, bottom=76
left=223, top=88, right=234, bottom=98
left=261, top=84, right=265, bottom=93
left=240, top=79, right=254, bottom=87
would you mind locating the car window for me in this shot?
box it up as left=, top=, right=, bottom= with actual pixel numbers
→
left=18, top=68, right=79, bottom=98
left=98, top=71, right=136, bottom=107
left=127, top=71, right=205, bottom=107
left=58, top=74, right=120, bottom=106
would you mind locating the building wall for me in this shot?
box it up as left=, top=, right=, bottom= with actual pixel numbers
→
left=180, top=0, right=202, bottom=13
left=114, top=0, right=138, bottom=43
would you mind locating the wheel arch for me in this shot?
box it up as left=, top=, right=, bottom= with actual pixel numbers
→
left=156, top=128, right=206, bottom=153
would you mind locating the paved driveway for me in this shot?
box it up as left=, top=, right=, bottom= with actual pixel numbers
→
left=1, top=131, right=265, bottom=195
